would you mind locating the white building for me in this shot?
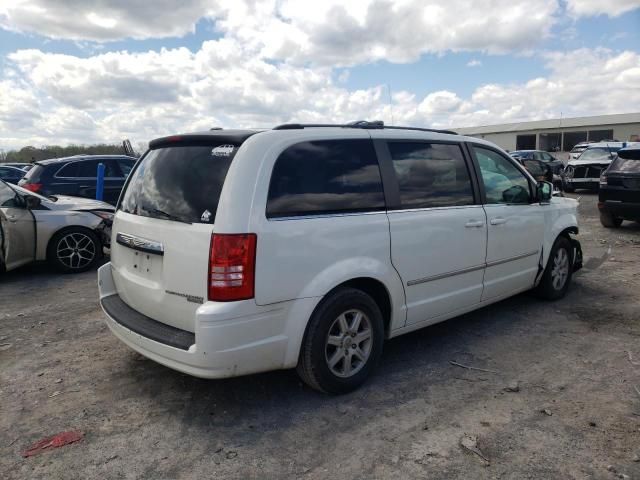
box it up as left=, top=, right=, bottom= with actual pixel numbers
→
left=455, top=112, right=640, bottom=152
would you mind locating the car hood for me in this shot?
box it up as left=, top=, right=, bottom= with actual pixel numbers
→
left=45, top=195, right=115, bottom=212
left=568, top=158, right=613, bottom=167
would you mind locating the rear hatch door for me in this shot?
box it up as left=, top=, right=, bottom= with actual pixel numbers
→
left=110, top=133, right=254, bottom=332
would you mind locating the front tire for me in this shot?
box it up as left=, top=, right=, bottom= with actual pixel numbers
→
left=599, top=210, right=623, bottom=228
left=297, top=288, right=384, bottom=394
left=47, top=227, right=101, bottom=273
left=536, top=236, right=573, bottom=300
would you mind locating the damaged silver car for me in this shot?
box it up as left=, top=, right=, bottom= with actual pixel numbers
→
left=562, top=142, right=625, bottom=192
left=0, top=179, right=114, bottom=273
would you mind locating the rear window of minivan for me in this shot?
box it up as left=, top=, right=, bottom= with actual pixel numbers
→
left=119, top=144, right=239, bottom=224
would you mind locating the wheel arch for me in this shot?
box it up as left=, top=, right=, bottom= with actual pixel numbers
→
left=284, top=276, right=397, bottom=369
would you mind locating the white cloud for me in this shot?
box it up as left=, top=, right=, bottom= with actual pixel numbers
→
left=467, top=59, right=482, bottom=67
left=1, top=42, right=638, bottom=150
left=1, top=0, right=560, bottom=65
left=0, top=0, right=213, bottom=41
left=565, top=0, right=640, bottom=17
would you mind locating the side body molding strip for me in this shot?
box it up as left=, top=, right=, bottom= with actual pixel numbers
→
left=406, top=250, right=539, bottom=286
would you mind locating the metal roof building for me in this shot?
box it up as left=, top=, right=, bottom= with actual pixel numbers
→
left=455, top=112, right=640, bottom=153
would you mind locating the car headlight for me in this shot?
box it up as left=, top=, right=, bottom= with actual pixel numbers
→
left=91, top=210, right=114, bottom=222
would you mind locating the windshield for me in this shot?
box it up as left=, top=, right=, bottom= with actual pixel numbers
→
left=609, top=150, right=640, bottom=173
left=578, top=148, right=613, bottom=161
left=119, top=143, right=239, bottom=224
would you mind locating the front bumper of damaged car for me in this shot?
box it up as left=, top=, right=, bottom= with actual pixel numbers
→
left=562, top=163, right=609, bottom=188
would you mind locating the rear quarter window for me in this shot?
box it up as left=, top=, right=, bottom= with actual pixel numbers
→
left=266, top=139, right=385, bottom=218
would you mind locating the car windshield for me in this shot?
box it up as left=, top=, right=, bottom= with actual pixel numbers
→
left=578, top=148, right=612, bottom=161
left=119, top=143, right=239, bottom=224
left=609, top=150, right=640, bottom=173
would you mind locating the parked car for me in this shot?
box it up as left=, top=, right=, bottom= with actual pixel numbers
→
left=98, top=122, right=582, bottom=394
left=0, top=179, right=114, bottom=273
left=598, top=146, right=640, bottom=228
left=562, top=142, right=626, bottom=192
left=510, top=150, right=564, bottom=188
left=2, top=162, right=33, bottom=171
left=0, top=165, right=27, bottom=184
left=18, top=155, right=136, bottom=205
left=568, top=142, right=594, bottom=160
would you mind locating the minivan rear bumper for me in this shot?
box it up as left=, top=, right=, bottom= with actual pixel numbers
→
left=98, top=262, right=317, bottom=379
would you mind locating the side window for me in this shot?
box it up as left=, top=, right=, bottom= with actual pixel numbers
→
left=388, top=142, right=474, bottom=209
left=533, top=152, right=543, bottom=161
left=117, top=159, right=134, bottom=177
left=473, top=146, right=531, bottom=205
left=266, top=139, right=385, bottom=218
left=56, top=162, right=79, bottom=177
left=0, top=180, right=16, bottom=206
left=101, top=159, right=120, bottom=177
left=76, top=160, right=100, bottom=178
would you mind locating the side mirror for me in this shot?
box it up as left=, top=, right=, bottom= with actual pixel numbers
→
left=25, top=195, right=41, bottom=210
left=537, top=181, right=552, bottom=204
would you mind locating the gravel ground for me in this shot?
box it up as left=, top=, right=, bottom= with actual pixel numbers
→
left=1, top=192, right=639, bottom=480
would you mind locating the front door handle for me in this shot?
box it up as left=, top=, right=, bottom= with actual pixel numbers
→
left=7, top=215, right=17, bottom=223
left=490, top=217, right=507, bottom=226
left=465, top=220, right=485, bottom=228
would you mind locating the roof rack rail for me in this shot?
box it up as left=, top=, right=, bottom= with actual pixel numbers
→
left=273, top=120, right=457, bottom=135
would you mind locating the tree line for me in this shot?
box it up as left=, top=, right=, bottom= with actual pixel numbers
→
left=0, top=144, right=133, bottom=163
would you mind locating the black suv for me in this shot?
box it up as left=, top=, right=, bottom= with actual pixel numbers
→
left=598, top=147, right=640, bottom=228
left=19, top=155, right=136, bottom=205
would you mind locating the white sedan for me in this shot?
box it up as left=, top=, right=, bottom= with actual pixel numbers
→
left=0, top=179, right=114, bottom=273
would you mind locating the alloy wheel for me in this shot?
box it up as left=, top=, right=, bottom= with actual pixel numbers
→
left=551, top=248, right=569, bottom=291
left=325, top=309, right=373, bottom=378
left=56, top=232, right=96, bottom=270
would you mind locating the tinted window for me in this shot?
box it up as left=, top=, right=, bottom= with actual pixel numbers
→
left=266, top=140, right=385, bottom=218
left=56, top=162, right=78, bottom=177
left=610, top=149, right=640, bottom=173
left=0, top=180, right=16, bottom=206
left=120, top=144, right=238, bottom=224
left=77, top=160, right=100, bottom=177
left=388, top=142, right=473, bottom=209
left=474, top=146, right=531, bottom=204
left=118, top=158, right=135, bottom=176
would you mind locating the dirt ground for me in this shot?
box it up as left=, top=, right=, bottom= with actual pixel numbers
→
left=2, top=193, right=639, bottom=480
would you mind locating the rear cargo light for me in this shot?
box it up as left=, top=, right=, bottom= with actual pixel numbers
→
left=208, top=234, right=257, bottom=302
left=22, top=183, right=42, bottom=192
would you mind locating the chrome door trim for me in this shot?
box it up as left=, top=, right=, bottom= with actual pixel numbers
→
left=407, top=263, right=485, bottom=286
left=406, top=250, right=539, bottom=286
left=116, top=232, right=164, bottom=256
left=485, top=250, right=539, bottom=268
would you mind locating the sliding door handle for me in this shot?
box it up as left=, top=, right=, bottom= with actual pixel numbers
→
left=490, top=217, right=507, bottom=226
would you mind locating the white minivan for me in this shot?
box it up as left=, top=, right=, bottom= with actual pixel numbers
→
left=98, top=122, right=582, bottom=393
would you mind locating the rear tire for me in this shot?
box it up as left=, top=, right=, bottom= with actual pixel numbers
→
left=47, top=227, right=101, bottom=273
left=297, top=288, right=384, bottom=394
left=536, top=236, right=573, bottom=300
left=599, top=210, right=623, bottom=228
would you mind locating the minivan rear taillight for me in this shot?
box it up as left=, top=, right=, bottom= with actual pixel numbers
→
left=208, top=234, right=257, bottom=302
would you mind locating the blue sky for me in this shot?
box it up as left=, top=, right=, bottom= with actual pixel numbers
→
left=0, top=1, right=638, bottom=149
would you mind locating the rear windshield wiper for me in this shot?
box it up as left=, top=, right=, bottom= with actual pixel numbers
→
left=143, top=207, right=191, bottom=224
